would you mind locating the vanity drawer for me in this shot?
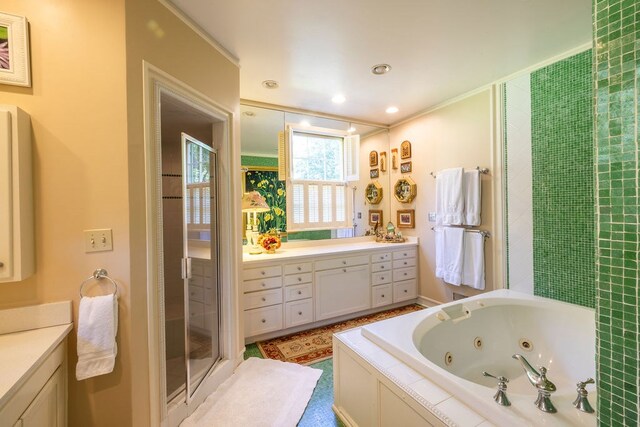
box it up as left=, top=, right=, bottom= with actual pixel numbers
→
left=244, top=288, right=283, bottom=310
left=371, top=252, right=391, bottom=263
left=284, top=272, right=313, bottom=286
left=244, top=305, right=283, bottom=337
left=371, top=271, right=392, bottom=286
left=372, top=284, right=393, bottom=307
left=393, top=279, right=417, bottom=302
left=393, top=258, right=416, bottom=269
left=285, top=283, right=313, bottom=302
left=285, top=299, right=313, bottom=328
left=188, top=285, right=204, bottom=302
left=284, top=262, right=312, bottom=275
left=371, top=261, right=391, bottom=273
left=243, top=276, right=282, bottom=293
left=315, top=254, right=369, bottom=271
left=393, top=267, right=416, bottom=282
left=243, top=265, right=282, bottom=281
left=188, top=275, right=204, bottom=288
left=392, top=249, right=417, bottom=260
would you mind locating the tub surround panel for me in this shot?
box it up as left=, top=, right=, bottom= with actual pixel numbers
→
left=530, top=49, right=595, bottom=308
left=593, top=0, right=640, bottom=425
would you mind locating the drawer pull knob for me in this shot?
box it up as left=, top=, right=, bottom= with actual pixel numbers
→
left=381, top=265, right=385, bottom=269
left=297, top=266, right=302, bottom=271
left=261, top=319, right=266, bottom=323
left=404, top=289, right=408, bottom=293
left=261, top=282, right=266, bottom=287
left=381, top=294, right=385, bottom=298
left=381, top=277, right=385, bottom=280
left=404, top=262, right=408, bottom=265
left=342, top=260, right=347, bottom=265
left=343, top=268, right=347, bottom=273
left=298, top=291, right=302, bottom=295
left=298, top=311, right=303, bottom=316
left=261, top=271, right=266, bottom=275
left=298, top=277, right=302, bottom=282
left=261, top=297, right=266, bottom=301
left=404, top=273, right=408, bottom=276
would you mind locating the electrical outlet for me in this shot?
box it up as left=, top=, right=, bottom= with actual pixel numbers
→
left=357, top=212, right=362, bottom=219
left=428, top=212, right=437, bottom=222
left=84, top=229, right=113, bottom=252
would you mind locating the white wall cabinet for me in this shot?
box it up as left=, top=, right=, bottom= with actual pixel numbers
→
left=242, top=241, right=418, bottom=341
left=0, top=105, right=34, bottom=283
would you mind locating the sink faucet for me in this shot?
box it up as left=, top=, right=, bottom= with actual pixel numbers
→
left=512, top=354, right=557, bottom=413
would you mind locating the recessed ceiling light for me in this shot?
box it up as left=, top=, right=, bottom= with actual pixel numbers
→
left=371, top=64, right=392, bottom=75
left=300, top=120, right=311, bottom=127
left=332, top=94, right=346, bottom=104
left=386, top=106, right=399, bottom=114
left=262, top=80, right=279, bottom=89
left=243, top=111, right=255, bottom=117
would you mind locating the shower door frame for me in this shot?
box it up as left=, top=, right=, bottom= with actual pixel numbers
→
left=142, top=62, right=242, bottom=427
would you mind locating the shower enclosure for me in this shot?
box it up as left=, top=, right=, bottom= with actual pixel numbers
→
left=161, top=113, right=222, bottom=408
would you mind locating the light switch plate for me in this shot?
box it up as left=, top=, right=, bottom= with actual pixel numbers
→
left=428, top=212, right=437, bottom=222
left=84, top=229, right=113, bottom=252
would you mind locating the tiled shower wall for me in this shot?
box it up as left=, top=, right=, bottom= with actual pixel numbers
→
left=530, top=50, right=596, bottom=308
left=594, top=0, right=639, bottom=424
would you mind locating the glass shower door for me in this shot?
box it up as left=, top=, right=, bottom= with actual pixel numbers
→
left=181, top=133, right=221, bottom=402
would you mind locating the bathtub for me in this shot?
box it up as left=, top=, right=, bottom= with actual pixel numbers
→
left=361, top=290, right=596, bottom=426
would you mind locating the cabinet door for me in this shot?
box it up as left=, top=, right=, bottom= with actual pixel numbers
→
left=20, top=367, right=64, bottom=427
left=315, top=264, right=370, bottom=320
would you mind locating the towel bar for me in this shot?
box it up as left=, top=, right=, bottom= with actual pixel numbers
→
left=79, top=268, right=118, bottom=297
left=431, top=227, right=490, bottom=239
left=430, top=166, right=490, bottom=178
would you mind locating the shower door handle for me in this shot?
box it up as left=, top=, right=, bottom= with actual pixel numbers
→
left=182, top=257, right=192, bottom=279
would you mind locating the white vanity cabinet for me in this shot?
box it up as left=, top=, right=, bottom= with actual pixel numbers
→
left=242, top=239, right=418, bottom=342
left=0, top=105, right=34, bottom=283
left=314, top=256, right=370, bottom=321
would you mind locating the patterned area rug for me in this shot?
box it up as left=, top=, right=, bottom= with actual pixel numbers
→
left=257, top=304, right=425, bottom=365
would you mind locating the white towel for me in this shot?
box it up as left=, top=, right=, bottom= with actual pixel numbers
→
left=463, top=170, right=482, bottom=226
left=436, top=168, right=464, bottom=226
left=463, top=232, right=486, bottom=290
left=76, top=294, right=118, bottom=380
left=435, top=228, right=445, bottom=279
left=439, top=227, right=465, bottom=286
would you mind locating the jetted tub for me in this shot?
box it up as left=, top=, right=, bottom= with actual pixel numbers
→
left=362, top=290, right=596, bottom=426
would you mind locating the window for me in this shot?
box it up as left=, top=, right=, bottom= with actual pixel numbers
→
left=285, top=126, right=359, bottom=231
left=184, top=137, right=212, bottom=232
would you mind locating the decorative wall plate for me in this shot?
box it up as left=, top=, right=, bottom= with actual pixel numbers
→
left=365, top=181, right=383, bottom=204
left=394, top=177, right=417, bottom=203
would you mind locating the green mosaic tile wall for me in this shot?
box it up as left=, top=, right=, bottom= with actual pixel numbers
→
left=241, top=155, right=278, bottom=168
left=530, top=50, right=596, bottom=308
left=594, top=0, right=639, bottom=425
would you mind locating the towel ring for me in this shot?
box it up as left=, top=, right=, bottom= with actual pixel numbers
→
left=79, top=268, right=118, bottom=297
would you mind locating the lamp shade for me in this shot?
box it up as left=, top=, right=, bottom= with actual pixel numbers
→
left=241, top=191, right=270, bottom=212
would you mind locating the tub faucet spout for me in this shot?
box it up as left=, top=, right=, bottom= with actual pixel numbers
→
left=512, top=354, right=557, bottom=413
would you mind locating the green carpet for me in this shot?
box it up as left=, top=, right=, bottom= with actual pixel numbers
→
left=245, top=343, right=345, bottom=427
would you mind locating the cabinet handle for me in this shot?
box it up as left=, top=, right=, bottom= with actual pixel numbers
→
left=381, top=265, right=385, bottom=269
left=404, top=262, right=408, bottom=265
left=343, top=268, right=347, bottom=273
left=298, top=311, right=303, bottom=316
left=298, top=290, right=302, bottom=295
left=381, top=294, right=385, bottom=298
left=297, top=266, right=302, bottom=271
left=261, top=319, right=266, bottom=323
left=342, top=260, right=347, bottom=265
left=404, top=273, right=408, bottom=276
left=261, top=297, right=266, bottom=302
left=381, top=277, right=385, bottom=280
left=261, top=271, right=266, bottom=275
left=404, top=289, right=408, bottom=293
left=298, top=277, right=302, bottom=282
left=261, top=282, right=266, bottom=287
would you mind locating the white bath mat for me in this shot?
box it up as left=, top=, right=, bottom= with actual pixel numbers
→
left=180, top=357, right=322, bottom=427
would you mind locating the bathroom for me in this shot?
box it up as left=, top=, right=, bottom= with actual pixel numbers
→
left=0, top=0, right=635, bottom=426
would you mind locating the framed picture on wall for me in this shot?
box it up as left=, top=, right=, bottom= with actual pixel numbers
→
left=400, top=161, right=412, bottom=173
left=379, top=151, right=387, bottom=172
left=370, top=168, right=379, bottom=179
left=391, top=148, right=399, bottom=169
left=369, top=150, right=378, bottom=167
left=397, top=209, right=415, bottom=228
left=0, top=12, right=31, bottom=87
left=400, top=140, right=412, bottom=159
left=369, top=209, right=383, bottom=226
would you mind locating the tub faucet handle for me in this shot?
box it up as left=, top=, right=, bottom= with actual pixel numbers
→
left=482, top=371, right=511, bottom=406
left=573, top=378, right=595, bottom=413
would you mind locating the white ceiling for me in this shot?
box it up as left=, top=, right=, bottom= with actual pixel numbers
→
left=170, top=0, right=591, bottom=125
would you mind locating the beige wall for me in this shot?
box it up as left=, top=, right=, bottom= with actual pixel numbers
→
left=0, top=0, right=131, bottom=425
left=0, top=0, right=240, bottom=426
left=355, top=131, right=390, bottom=235
left=389, top=89, right=500, bottom=303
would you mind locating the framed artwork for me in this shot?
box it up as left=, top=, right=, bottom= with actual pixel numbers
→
left=243, top=166, right=286, bottom=234
left=397, top=209, right=415, bottom=228
left=0, top=13, right=31, bottom=87
left=379, top=151, right=387, bottom=172
left=400, top=140, right=412, bottom=159
left=365, top=181, right=383, bottom=204
left=391, top=148, right=399, bottom=169
left=369, top=150, right=378, bottom=167
left=369, top=209, right=383, bottom=226
left=394, top=177, right=417, bottom=203
left=400, top=161, right=412, bottom=173
left=370, top=168, right=379, bottom=179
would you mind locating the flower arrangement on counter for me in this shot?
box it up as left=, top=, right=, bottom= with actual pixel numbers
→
left=258, top=233, right=281, bottom=254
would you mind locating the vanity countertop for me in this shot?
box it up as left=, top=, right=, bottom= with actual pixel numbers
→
left=243, top=236, right=418, bottom=264
left=0, top=301, right=73, bottom=410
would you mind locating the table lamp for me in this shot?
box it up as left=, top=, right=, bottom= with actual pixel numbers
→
left=241, top=191, right=270, bottom=254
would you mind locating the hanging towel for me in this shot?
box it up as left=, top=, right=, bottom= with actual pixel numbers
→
left=463, top=232, right=486, bottom=290
left=435, top=227, right=445, bottom=279
left=440, top=227, right=465, bottom=286
left=463, top=170, right=482, bottom=226
left=436, top=167, right=464, bottom=226
left=76, top=294, right=118, bottom=380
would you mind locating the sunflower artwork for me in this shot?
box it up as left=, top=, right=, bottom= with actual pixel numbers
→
left=245, top=170, right=286, bottom=234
